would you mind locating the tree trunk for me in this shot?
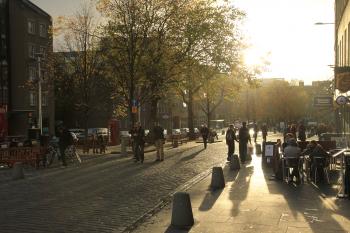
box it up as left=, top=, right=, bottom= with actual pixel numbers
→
left=128, top=81, right=135, bottom=128
left=187, top=90, right=195, bottom=140
left=149, top=98, right=159, bottom=128
left=206, top=95, right=211, bottom=129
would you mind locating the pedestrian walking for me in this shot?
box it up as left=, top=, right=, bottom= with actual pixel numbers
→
left=253, top=123, right=258, bottom=143
left=92, top=132, right=98, bottom=154
left=238, top=122, right=251, bottom=163
left=226, top=124, right=238, bottom=161
left=57, top=125, right=73, bottom=167
left=261, top=124, right=268, bottom=142
left=200, top=124, right=209, bottom=149
left=129, top=122, right=145, bottom=163
left=153, top=122, right=165, bottom=162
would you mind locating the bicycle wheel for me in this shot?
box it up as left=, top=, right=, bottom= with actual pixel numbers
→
left=45, top=149, right=56, bottom=167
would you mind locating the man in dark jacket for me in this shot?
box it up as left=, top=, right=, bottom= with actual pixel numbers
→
left=261, top=124, right=268, bottom=142
left=238, top=122, right=251, bottom=163
left=200, top=124, right=209, bottom=149
left=226, top=124, right=238, bottom=161
left=130, top=122, right=145, bottom=163
left=153, top=122, right=165, bottom=161
left=302, top=140, right=329, bottom=181
left=298, top=123, right=306, bottom=142
left=57, top=125, right=73, bottom=167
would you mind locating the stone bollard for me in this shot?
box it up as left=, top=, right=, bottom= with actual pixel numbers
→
left=230, top=154, right=240, bottom=170
left=12, top=162, right=24, bottom=180
left=255, top=143, right=262, bottom=154
left=173, top=139, right=178, bottom=148
left=171, top=192, right=194, bottom=229
left=210, top=167, right=225, bottom=190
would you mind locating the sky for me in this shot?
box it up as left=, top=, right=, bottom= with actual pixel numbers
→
left=32, top=0, right=335, bottom=84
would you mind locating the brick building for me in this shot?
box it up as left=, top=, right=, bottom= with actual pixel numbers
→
left=0, top=0, right=54, bottom=138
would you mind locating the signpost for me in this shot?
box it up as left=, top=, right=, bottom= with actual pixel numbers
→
left=313, top=96, right=333, bottom=107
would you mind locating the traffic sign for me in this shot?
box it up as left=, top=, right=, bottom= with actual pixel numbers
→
left=336, top=95, right=348, bottom=106
left=132, top=106, right=138, bottom=113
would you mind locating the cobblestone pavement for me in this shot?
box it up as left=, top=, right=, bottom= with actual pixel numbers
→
left=0, top=137, right=230, bottom=233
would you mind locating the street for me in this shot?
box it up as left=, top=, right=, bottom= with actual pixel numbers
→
left=0, top=135, right=237, bottom=233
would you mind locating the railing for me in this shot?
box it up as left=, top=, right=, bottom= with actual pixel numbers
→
left=329, top=148, right=349, bottom=198
left=0, top=146, right=46, bottom=168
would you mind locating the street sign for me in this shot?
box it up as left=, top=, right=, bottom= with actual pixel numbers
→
left=313, top=96, right=333, bottom=107
left=336, top=95, right=348, bottom=106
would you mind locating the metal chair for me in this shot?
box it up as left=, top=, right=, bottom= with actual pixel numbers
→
left=282, top=157, right=301, bottom=183
left=312, top=157, right=330, bottom=185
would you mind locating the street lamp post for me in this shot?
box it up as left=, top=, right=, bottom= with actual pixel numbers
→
left=36, top=53, right=43, bottom=135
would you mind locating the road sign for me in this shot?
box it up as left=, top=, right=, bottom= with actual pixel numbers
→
left=313, top=96, right=333, bottom=107
left=336, top=95, right=348, bottom=106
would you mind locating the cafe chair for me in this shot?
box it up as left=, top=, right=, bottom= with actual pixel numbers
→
left=312, top=157, right=330, bottom=185
left=283, top=157, right=301, bottom=183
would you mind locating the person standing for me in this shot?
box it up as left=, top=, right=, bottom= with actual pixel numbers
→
left=57, top=125, right=73, bottom=167
left=200, top=124, right=209, bottom=149
left=226, top=124, right=238, bottom=161
left=130, top=122, right=145, bottom=163
left=290, top=124, right=297, bottom=139
left=238, top=122, right=251, bottom=163
left=261, top=124, right=268, bottom=142
left=153, top=122, right=165, bottom=162
left=253, top=123, right=258, bottom=143
left=298, top=123, right=306, bottom=142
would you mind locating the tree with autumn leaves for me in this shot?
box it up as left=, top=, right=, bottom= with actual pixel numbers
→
left=54, top=0, right=254, bottom=135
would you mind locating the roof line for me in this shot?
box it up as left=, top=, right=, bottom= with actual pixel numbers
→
left=21, top=0, right=51, bottom=19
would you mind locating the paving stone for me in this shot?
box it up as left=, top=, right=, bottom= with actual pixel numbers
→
left=0, top=137, right=228, bottom=233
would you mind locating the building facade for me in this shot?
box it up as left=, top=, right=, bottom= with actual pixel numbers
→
left=335, top=0, right=350, bottom=135
left=0, top=0, right=54, bottom=138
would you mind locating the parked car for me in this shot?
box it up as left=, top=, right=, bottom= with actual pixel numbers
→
left=194, top=128, right=200, bottom=138
left=180, top=128, right=189, bottom=137
left=172, top=129, right=181, bottom=135
left=68, top=128, right=85, bottom=141
left=88, top=128, right=110, bottom=142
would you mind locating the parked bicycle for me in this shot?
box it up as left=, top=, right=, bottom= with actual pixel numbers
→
left=44, top=137, right=81, bottom=167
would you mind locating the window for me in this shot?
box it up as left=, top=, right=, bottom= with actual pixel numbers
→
left=28, top=66, right=36, bottom=81
left=28, top=43, right=35, bottom=58
left=29, top=91, right=37, bottom=106
left=39, top=24, right=47, bottom=37
left=39, top=46, right=46, bottom=57
left=42, top=92, right=48, bottom=106
left=28, top=20, right=35, bottom=34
